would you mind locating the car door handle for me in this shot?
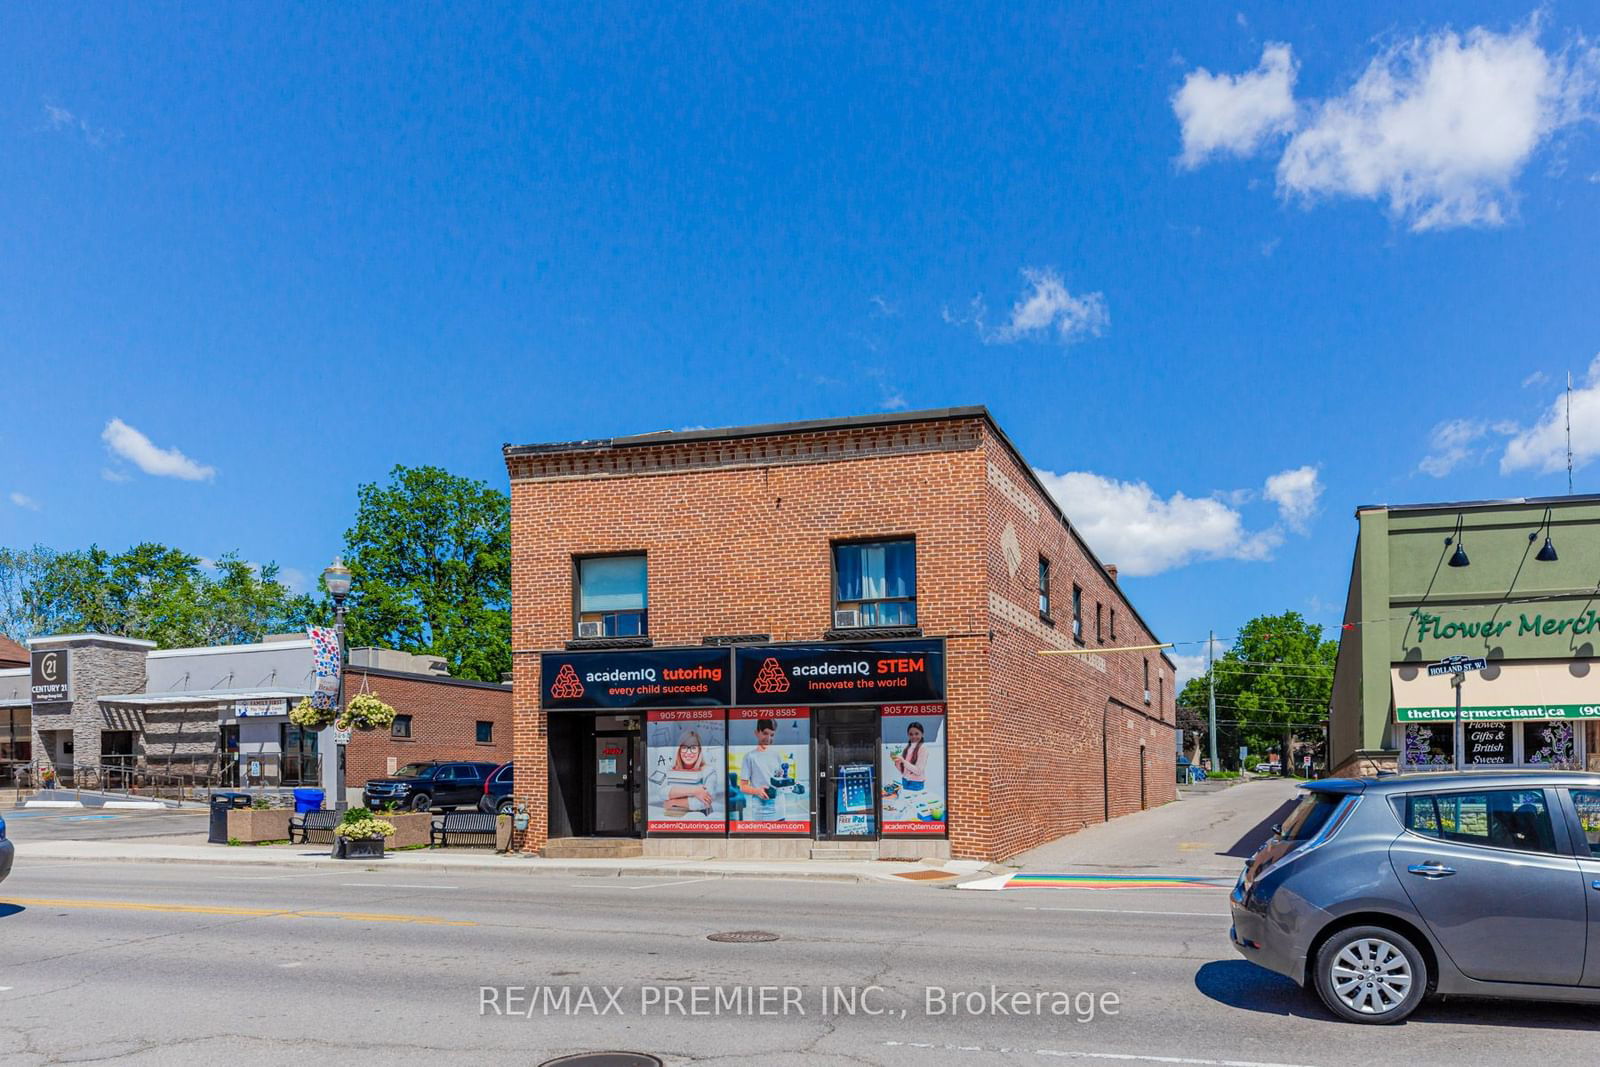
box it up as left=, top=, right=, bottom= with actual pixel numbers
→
left=1408, top=863, right=1457, bottom=879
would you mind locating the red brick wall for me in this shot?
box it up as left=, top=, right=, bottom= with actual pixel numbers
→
left=978, top=435, right=1178, bottom=858
left=343, top=669, right=512, bottom=787
left=505, top=413, right=1175, bottom=860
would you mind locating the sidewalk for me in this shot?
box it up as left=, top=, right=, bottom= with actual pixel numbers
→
left=14, top=834, right=995, bottom=886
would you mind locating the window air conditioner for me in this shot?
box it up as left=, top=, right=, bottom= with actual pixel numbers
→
left=1144, top=689, right=1152, bottom=705
left=833, top=609, right=860, bottom=629
left=577, top=621, right=603, bottom=638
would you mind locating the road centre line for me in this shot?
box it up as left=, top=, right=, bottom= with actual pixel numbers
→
left=882, top=1042, right=1319, bottom=1067
left=2, top=896, right=476, bottom=926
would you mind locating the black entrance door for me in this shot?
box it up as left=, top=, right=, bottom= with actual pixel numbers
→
left=591, top=731, right=641, bottom=836
left=815, top=708, right=880, bottom=840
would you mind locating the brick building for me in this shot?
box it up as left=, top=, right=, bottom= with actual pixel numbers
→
left=504, top=406, right=1177, bottom=862
left=344, top=651, right=513, bottom=786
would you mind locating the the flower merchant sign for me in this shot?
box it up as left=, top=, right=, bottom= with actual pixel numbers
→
left=1397, top=704, right=1600, bottom=722
left=1412, top=610, right=1600, bottom=644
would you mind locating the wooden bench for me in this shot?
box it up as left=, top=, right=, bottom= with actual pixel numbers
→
left=430, top=811, right=497, bottom=847
left=288, top=810, right=339, bottom=844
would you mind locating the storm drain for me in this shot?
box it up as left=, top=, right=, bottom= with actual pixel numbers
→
left=539, top=1054, right=663, bottom=1067
left=706, top=930, right=781, bottom=943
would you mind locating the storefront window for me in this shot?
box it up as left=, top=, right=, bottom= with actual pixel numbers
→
left=1403, top=723, right=1453, bottom=768
left=645, top=709, right=726, bottom=834
left=728, top=708, right=811, bottom=834
left=1522, top=720, right=1577, bottom=766
left=577, top=555, right=648, bottom=636
left=834, top=540, right=916, bottom=627
left=880, top=705, right=946, bottom=836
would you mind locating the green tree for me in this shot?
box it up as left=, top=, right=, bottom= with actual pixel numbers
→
left=0, top=542, right=310, bottom=648
left=338, top=465, right=510, bottom=683
left=1178, top=611, right=1337, bottom=771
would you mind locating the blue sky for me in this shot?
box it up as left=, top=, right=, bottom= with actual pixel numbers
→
left=4, top=3, right=1599, bottom=681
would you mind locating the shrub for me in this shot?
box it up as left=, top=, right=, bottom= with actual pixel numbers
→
left=336, top=806, right=395, bottom=841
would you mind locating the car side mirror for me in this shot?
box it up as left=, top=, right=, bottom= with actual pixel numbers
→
left=1271, top=823, right=1283, bottom=837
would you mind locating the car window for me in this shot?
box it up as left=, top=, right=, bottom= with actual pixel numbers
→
left=1569, top=790, right=1600, bottom=858
left=1404, top=789, right=1558, bottom=854
left=434, top=766, right=457, bottom=782
left=396, top=763, right=436, bottom=779
left=1278, top=791, right=1345, bottom=842
left=456, top=765, right=483, bottom=781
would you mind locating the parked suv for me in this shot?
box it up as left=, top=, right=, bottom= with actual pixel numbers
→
left=479, top=762, right=514, bottom=815
left=1231, top=770, right=1600, bottom=1023
left=362, top=761, right=500, bottom=812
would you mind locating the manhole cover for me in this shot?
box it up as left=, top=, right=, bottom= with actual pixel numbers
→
left=539, top=1055, right=662, bottom=1067
left=707, top=930, right=780, bottom=943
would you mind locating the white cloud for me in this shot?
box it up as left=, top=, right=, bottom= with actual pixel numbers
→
left=1179, top=20, right=1600, bottom=230
left=954, top=268, right=1109, bottom=346
left=1033, top=469, right=1282, bottom=576
left=1174, top=43, right=1299, bottom=166
left=869, top=294, right=898, bottom=318
left=1501, top=355, right=1600, bottom=474
left=1419, top=418, right=1491, bottom=476
left=1522, top=370, right=1551, bottom=388
left=1170, top=652, right=1210, bottom=691
left=101, top=467, right=132, bottom=483
left=9, top=492, right=40, bottom=511
left=101, top=418, right=216, bottom=481
left=1278, top=22, right=1598, bottom=230
left=42, top=103, right=117, bottom=148
left=1263, top=465, right=1322, bottom=532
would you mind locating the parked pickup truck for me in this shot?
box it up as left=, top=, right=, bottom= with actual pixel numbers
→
left=362, top=761, right=500, bottom=812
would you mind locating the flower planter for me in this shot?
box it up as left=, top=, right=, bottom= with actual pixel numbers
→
left=226, top=808, right=292, bottom=844
left=333, top=836, right=386, bottom=860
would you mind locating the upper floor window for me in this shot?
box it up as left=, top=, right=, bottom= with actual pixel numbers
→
left=833, top=539, right=916, bottom=627
left=1143, top=658, right=1151, bottom=703
left=577, top=554, right=648, bottom=637
left=1110, top=608, right=1117, bottom=640
left=1038, top=557, right=1051, bottom=618
left=1096, top=603, right=1103, bottom=643
left=1071, top=585, right=1083, bottom=641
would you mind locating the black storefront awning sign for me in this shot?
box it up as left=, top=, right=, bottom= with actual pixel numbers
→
left=541, top=648, right=733, bottom=710
left=735, top=639, right=945, bottom=705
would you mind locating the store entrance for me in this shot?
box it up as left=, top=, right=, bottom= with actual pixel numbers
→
left=815, top=707, right=880, bottom=840
left=547, top=713, right=643, bottom=838
left=591, top=728, right=641, bottom=835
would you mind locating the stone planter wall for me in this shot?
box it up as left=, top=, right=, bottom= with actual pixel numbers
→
left=496, top=815, right=513, bottom=852
left=226, top=808, right=292, bottom=844
left=385, top=812, right=433, bottom=848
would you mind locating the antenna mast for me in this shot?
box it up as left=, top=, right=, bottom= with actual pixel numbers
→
left=1568, top=370, right=1574, bottom=495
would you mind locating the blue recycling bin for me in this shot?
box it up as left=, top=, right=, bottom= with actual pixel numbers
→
left=293, top=788, right=326, bottom=814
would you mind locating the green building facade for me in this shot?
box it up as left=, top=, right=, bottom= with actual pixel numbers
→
left=1329, top=495, right=1600, bottom=776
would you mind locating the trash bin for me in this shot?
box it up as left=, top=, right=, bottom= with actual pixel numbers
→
left=293, top=788, right=325, bottom=814
left=208, top=791, right=252, bottom=844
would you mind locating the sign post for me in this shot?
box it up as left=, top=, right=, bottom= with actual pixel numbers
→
left=1426, top=657, right=1486, bottom=772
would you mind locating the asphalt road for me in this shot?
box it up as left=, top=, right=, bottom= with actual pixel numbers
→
left=1, top=808, right=209, bottom=842
left=3, top=849, right=1598, bottom=1066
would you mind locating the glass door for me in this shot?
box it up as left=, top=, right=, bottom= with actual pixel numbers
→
left=815, top=708, right=880, bottom=840
left=592, top=733, right=639, bottom=835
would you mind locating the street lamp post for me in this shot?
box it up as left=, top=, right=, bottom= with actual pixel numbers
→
left=322, top=557, right=352, bottom=812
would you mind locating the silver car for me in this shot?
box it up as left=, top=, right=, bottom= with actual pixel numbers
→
left=1231, top=770, right=1600, bottom=1023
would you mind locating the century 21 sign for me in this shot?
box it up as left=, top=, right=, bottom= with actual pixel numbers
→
left=31, top=649, right=71, bottom=705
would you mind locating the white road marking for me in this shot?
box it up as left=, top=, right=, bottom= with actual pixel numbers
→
left=339, top=883, right=461, bottom=890
left=278, top=963, right=303, bottom=969
left=954, top=874, right=1013, bottom=891
left=216, top=873, right=336, bottom=882
left=0, top=986, right=12, bottom=992
left=1023, top=906, right=1231, bottom=918
left=883, top=1042, right=1318, bottom=1067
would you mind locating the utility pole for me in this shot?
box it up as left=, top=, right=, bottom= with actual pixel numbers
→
left=1207, top=629, right=1219, bottom=770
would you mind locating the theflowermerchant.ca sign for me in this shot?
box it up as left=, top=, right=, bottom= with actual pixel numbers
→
left=1397, top=704, right=1600, bottom=723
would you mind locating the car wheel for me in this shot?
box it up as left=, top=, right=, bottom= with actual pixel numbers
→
left=497, top=798, right=514, bottom=816
left=409, top=793, right=432, bottom=812
left=1313, top=925, right=1427, bottom=1024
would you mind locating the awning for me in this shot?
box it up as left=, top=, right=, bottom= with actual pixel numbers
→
left=1392, top=660, right=1600, bottom=722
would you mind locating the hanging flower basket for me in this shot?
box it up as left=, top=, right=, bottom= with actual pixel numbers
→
left=289, top=697, right=337, bottom=732
left=338, top=692, right=397, bottom=732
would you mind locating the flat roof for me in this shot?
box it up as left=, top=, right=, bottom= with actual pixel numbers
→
left=1355, top=493, right=1600, bottom=517
left=505, top=405, right=1174, bottom=668
left=503, top=405, right=992, bottom=456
